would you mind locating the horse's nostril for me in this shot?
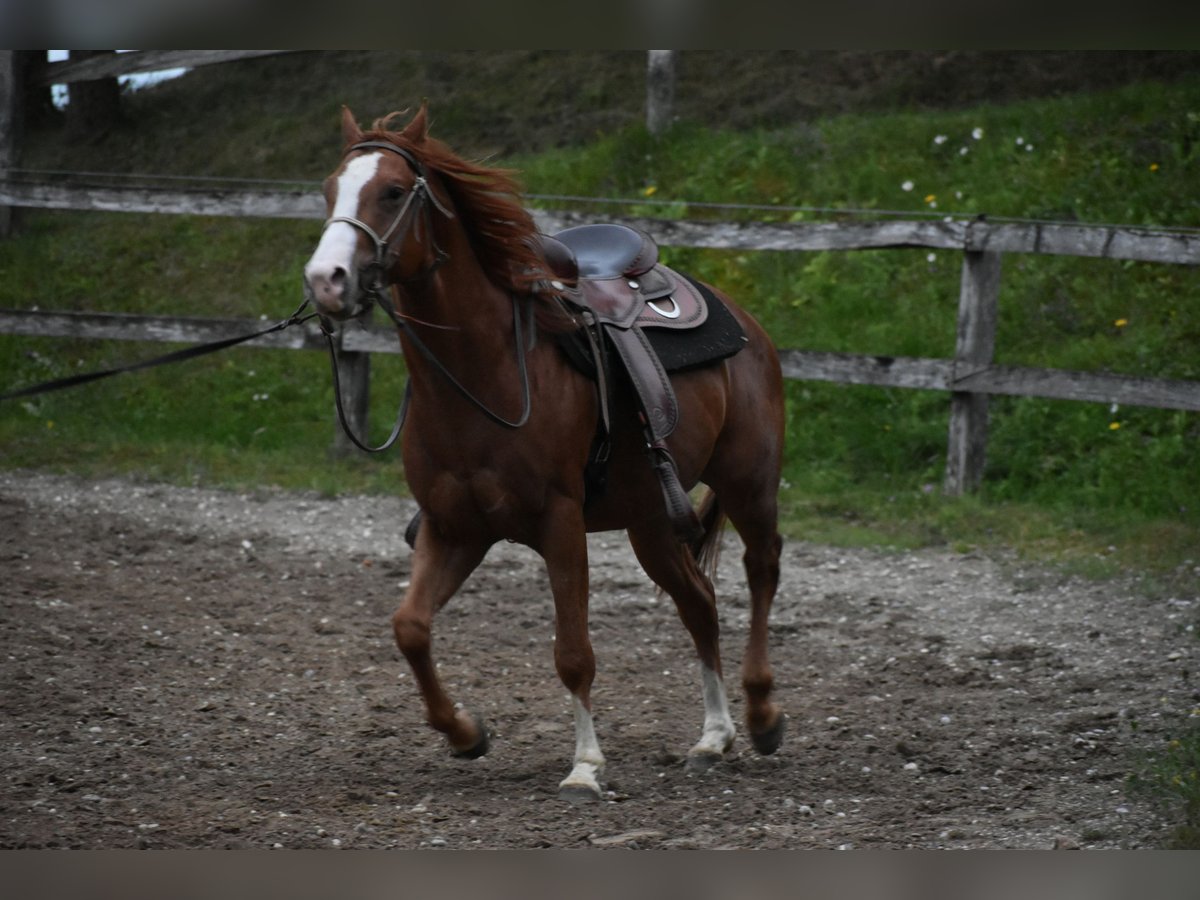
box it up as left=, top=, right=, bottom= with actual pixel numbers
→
left=331, top=266, right=347, bottom=287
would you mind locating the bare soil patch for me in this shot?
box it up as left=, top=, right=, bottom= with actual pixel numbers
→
left=1, top=471, right=1195, bottom=848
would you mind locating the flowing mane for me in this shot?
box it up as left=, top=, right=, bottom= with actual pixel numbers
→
left=361, top=113, right=548, bottom=296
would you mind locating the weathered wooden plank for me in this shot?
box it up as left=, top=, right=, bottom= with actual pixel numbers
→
left=0, top=181, right=324, bottom=219
left=38, top=51, right=306, bottom=86
left=4, top=310, right=1196, bottom=411
left=956, top=364, right=1200, bottom=412
left=0, top=308, right=404, bottom=355
left=969, top=221, right=1200, bottom=265
left=0, top=51, right=18, bottom=238
left=534, top=210, right=969, bottom=253
left=777, top=349, right=954, bottom=390
left=944, top=250, right=1002, bottom=495
left=338, top=328, right=402, bottom=354
left=646, top=51, right=676, bottom=136
left=0, top=309, right=308, bottom=351
left=2, top=181, right=1196, bottom=262
left=775, top=348, right=1200, bottom=411
left=331, top=345, right=371, bottom=457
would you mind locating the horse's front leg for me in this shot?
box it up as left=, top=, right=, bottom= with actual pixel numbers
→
left=538, top=500, right=604, bottom=802
left=391, top=526, right=490, bottom=757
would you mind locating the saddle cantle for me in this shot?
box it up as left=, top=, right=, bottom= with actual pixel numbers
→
left=538, top=224, right=746, bottom=543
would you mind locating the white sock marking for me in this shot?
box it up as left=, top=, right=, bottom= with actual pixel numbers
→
left=694, top=665, right=735, bottom=757
left=559, top=695, right=605, bottom=794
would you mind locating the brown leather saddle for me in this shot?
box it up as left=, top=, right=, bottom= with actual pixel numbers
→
left=538, top=223, right=728, bottom=543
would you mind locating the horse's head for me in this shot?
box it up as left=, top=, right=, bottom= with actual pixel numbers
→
left=303, top=105, right=451, bottom=322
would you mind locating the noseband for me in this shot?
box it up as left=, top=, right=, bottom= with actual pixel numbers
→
left=323, top=140, right=455, bottom=301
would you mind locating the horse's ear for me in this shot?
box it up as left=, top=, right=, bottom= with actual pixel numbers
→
left=401, top=103, right=430, bottom=143
left=341, top=106, right=364, bottom=146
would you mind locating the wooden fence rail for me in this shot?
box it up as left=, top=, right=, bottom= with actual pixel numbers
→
left=3, top=178, right=1199, bottom=265
left=5, top=307, right=1194, bottom=415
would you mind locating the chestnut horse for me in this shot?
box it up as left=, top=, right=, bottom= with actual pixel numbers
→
left=303, top=106, right=785, bottom=801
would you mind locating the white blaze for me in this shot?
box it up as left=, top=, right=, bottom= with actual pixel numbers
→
left=304, top=153, right=382, bottom=283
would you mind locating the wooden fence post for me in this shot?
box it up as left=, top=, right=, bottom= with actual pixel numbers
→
left=331, top=313, right=372, bottom=456
left=943, top=249, right=1002, bottom=495
left=646, top=50, right=676, bottom=136
left=65, top=51, right=121, bottom=138
left=0, top=50, right=21, bottom=238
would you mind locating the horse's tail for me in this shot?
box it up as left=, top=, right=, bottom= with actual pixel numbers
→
left=688, top=488, right=727, bottom=584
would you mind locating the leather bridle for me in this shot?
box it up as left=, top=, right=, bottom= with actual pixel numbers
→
left=322, top=140, right=456, bottom=304
left=317, top=140, right=533, bottom=454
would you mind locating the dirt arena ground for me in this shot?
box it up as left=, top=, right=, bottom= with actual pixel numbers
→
left=1, top=470, right=1196, bottom=848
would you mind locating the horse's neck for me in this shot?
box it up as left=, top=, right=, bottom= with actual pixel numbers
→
left=395, top=256, right=521, bottom=402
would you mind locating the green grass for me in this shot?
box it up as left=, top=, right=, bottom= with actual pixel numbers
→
left=1128, top=713, right=1200, bottom=848
left=1, top=337, right=413, bottom=496
left=3, top=64, right=1199, bottom=593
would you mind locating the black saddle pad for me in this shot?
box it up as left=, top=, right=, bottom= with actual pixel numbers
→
left=556, top=273, right=747, bottom=377
left=645, top=275, right=747, bottom=372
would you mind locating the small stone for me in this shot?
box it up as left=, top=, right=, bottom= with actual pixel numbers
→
left=588, top=829, right=664, bottom=847
left=1053, top=835, right=1081, bottom=850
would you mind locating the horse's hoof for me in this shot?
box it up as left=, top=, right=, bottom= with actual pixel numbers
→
left=403, top=510, right=422, bottom=549
left=558, top=782, right=602, bottom=804
left=685, top=750, right=725, bottom=774
left=750, top=713, right=786, bottom=756
left=449, top=714, right=490, bottom=760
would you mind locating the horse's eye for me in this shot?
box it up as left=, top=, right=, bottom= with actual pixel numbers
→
left=383, top=185, right=405, bottom=203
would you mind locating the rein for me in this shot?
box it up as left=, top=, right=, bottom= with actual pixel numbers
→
left=0, top=299, right=320, bottom=402
left=323, top=288, right=533, bottom=454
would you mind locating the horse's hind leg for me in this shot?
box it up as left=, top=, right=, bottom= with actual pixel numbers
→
left=627, top=524, right=735, bottom=771
left=738, top=512, right=785, bottom=754
left=391, top=527, right=491, bottom=757
left=715, top=484, right=785, bottom=755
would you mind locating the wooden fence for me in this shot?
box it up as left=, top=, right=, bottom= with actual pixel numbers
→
left=2, top=179, right=1197, bottom=490
left=1, top=51, right=1197, bottom=491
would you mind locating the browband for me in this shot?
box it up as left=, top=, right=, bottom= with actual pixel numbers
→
left=346, top=140, right=424, bottom=174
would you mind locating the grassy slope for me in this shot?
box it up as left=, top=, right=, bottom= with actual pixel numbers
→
left=3, top=51, right=1198, bottom=589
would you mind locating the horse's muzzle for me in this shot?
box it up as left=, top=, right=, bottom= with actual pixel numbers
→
left=303, top=262, right=368, bottom=321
